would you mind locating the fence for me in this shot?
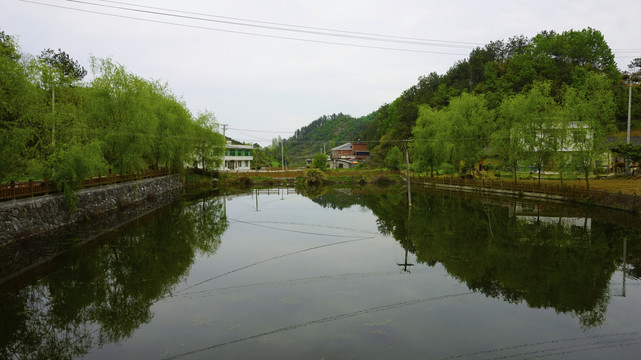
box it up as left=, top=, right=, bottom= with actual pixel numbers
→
left=225, top=169, right=305, bottom=178
left=410, top=175, right=641, bottom=212
left=0, top=169, right=170, bottom=202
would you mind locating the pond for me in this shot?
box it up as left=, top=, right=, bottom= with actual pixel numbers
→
left=1, top=186, right=641, bottom=359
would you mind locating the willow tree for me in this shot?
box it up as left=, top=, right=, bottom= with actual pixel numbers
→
left=192, top=111, right=225, bottom=172
left=88, top=57, right=158, bottom=174
left=148, top=83, right=194, bottom=172
left=445, top=93, right=493, bottom=174
left=518, top=82, right=559, bottom=184
left=561, top=74, right=616, bottom=189
left=412, top=105, right=449, bottom=176
left=490, top=92, right=531, bottom=183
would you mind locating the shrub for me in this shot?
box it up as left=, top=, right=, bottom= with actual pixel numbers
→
left=304, top=168, right=327, bottom=186
left=311, top=153, right=328, bottom=170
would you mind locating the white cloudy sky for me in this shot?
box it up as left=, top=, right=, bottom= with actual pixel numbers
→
left=2, top=0, right=640, bottom=145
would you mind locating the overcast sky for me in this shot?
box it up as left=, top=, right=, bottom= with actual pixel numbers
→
left=2, top=0, right=640, bottom=145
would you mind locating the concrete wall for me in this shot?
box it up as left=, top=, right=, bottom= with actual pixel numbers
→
left=0, top=175, right=184, bottom=244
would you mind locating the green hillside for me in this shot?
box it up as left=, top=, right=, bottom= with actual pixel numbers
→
left=283, top=112, right=376, bottom=165
left=274, top=27, right=639, bottom=169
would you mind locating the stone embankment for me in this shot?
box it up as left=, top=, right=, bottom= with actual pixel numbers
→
left=0, top=175, right=184, bottom=244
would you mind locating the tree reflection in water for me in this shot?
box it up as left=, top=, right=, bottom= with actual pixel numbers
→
left=0, top=196, right=228, bottom=360
left=311, top=187, right=641, bottom=330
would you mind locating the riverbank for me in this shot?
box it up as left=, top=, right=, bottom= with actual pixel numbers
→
left=410, top=175, right=641, bottom=214
left=209, top=169, right=403, bottom=188
left=0, top=174, right=184, bottom=244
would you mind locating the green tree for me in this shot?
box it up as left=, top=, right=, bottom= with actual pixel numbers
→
left=49, top=139, right=107, bottom=210
left=38, top=48, right=87, bottom=82
left=491, top=92, right=531, bottom=183
left=88, top=57, right=157, bottom=174
left=445, top=93, right=493, bottom=174
left=192, top=110, right=224, bottom=171
left=311, top=152, right=328, bottom=170
left=0, top=31, right=39, bottom=182
left=385, top=146, right=404, bottom=170
left=614, top=143, right=641, bottom=166
left=412, top=105, right=449, bottom=176
left=518, top=82, right=560, bottom=184
left=562, top=74, right=616, bottom=188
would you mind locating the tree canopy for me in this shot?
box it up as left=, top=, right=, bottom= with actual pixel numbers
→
left=0, top=30, right=223, bottom=207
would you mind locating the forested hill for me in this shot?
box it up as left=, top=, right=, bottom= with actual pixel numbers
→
left=283, top=112, right=375, bottom=164
left=280, top=27, right=639, bottom=167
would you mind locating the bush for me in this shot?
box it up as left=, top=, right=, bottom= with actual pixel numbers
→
left=385, top=146, right=404, bottom=170
left=304, top=168, right=327, bottom=186
left=311, top=153, right=328, bottom=170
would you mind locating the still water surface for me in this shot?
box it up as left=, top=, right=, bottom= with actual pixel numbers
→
left=2, top=187, right=641, bottom=359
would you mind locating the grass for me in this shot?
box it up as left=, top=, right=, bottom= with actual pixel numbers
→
left=424, top=171, right=641, bottom=196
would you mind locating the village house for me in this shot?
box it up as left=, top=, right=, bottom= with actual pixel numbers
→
left=329, top=142, right=370, bottom=169
left=220, top=142, right=253, bottom=171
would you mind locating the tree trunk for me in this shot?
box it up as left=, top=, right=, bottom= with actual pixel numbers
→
left=560, top=171, right=564, bottom=186
left=585, top=170, right=590, bottom=190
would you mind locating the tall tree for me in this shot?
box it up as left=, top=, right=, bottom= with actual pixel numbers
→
left=38, top=48, right=87, bottom=83
left=412, top=105, right=449, bottom=176
left=561, top=74, right=616, bottom=189
left=192, top=111, right=224, bottom=172
left=446, top=93, right=493, bottom=174
left=0, top=31, right=38, bottom=182
left=518, top=82, right=560, bottom=184
left=384, top=146, right=404, bottom=171
left=490, top=92, right=531, bottom=183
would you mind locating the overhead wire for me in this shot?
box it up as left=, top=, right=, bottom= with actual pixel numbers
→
left=21, top=0, right=470, bottom=55
left=91, top=0, right=484, bottom=47
left=66, top=0, right=476, bottom=49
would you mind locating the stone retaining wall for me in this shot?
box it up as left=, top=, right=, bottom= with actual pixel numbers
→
left=0, top=175, right=184, bottom=244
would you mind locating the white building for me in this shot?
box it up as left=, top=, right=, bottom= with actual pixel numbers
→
left=221, top=142, right=253, bottom=171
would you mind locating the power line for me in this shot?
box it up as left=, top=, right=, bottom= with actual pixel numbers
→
left=227, top=127, right=294, bottom=133
left=86, top=0, right=482, bottom=48
left=21, top=0, right=469, bottom=55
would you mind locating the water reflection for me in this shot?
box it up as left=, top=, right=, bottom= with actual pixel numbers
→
left=0, top=196, right=227, bottom=360
left=2, top=186, right=641, bottom=359
left=310, top=187, right=641, bottom=329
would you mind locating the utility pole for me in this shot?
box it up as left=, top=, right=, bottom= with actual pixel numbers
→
left=625, top=58, right=640, bottom=175
left=52, top=87, right=55, bottom=150
left=405, top=144, right=412, bottom=208
left=625, top=79, right=632, bottom=175
left=221, top=124, right=228, bottom=170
